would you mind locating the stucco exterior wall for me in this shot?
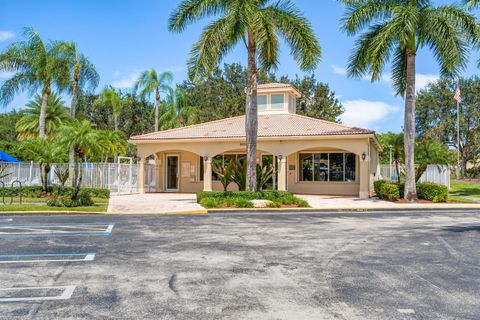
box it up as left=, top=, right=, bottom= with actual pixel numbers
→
left=146, top=138, right=378, bottom=196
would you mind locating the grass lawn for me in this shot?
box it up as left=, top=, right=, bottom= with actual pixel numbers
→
left=0, top=204, right=107, bottom=212
left=449, top=180, right=480, bottom=203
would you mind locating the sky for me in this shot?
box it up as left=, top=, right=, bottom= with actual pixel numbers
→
left=1, top=0, right=479, bottom=133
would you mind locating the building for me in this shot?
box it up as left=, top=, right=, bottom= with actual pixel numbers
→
left=129, top=83, right=381, bottom=198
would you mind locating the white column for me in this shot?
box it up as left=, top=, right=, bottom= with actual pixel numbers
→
left=277, top=155, right=287, bottom=191
left=138, top=157, right=145, bottom=194
left=359, top=153, right=370, bottom=199
left=203, top=157, right=212, bottom=192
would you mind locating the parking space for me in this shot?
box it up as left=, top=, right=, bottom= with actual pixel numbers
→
left=0, top=216, right=115, bottom=316
left=0, top=210, right=479, bottom=319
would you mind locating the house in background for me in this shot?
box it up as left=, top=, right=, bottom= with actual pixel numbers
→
left=129, top=83, right=382, bottom=198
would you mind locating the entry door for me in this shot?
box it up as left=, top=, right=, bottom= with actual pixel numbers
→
left=165, top=155, right=179, bottom=192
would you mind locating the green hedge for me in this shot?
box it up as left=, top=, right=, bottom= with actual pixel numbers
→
left=197, top=191, right=309, bottom=208
left=1, top=186, right=110, bottom=199
left=374, top=179, right=447, bottom=202
left=417, top=182, right=448, bottom=203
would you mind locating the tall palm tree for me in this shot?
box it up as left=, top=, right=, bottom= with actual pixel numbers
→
left=169, top=0, right=321, bottom=191
left=0, top=27, right=71, bottom=139
left=95, top=87, right=122, bottom=130
left=56, top=120, right=105, bottom=199
left=58, top=42, right=99, bottom=184
left=16, top=92, right=70, bottom=140
left=340, top=0, right=478, bottom=201
left=159, top=87, right=192, bottom=129
left=133, top=69, right=173, bottom=131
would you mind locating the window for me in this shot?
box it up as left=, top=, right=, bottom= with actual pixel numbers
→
left=258, top=95, right=267, bottom=111
left=199, top=157, right=204, bottom=181
left=271, top=94, right=284, bottom=110
left=288, top=95, right=296, bottom=112
left=299, top=152, right=356, bottom=182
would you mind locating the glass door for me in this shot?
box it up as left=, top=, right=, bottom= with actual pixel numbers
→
left=166, top=155, right=179, bottom=191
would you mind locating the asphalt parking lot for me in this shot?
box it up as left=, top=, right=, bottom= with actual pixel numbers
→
left=0, top=210, right=479, bottom=320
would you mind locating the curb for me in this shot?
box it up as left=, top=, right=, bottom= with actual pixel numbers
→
left=106, top=209, right=208, bottom=215
left=207, top=205, right=480, bottom=214
left=0, top=211, right=107, bottom=215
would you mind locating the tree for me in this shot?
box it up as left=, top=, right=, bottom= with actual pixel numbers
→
left=96, top=130, right=128, bottom=163
left=416, top=77, right=480, bottom=177
left=414, top=139, right=453, bottom=182
left=292, top=75, right=344, bottom=122
left=378, top=132, right=404, bottom=183
left=16, top=139, right=68, bottom=192
left=340, top=0, right=478, bottom=201
left=56, top=120, right=105, bottom=199
left=0, top=111, right=21, bottom=141
left=16, top=92, right=70, bottom=140
left=134, top=70, right=173, bottom=132
left=159, top=87, right=193, bottom=129
left=169, top=0, right=321, bottom=191
left=95, top=87, right=122, bottom=130
left=0, top=27, right=71, bottom=139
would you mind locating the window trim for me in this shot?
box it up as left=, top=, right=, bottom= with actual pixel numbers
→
left=298, top=152, right=357, bottom=183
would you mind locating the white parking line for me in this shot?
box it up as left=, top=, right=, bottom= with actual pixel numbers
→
left=397, top=309, right=415, bottom=314
left=0, top=223, right=114, bottom=237
left=0, top=285, right=76, bottom=302
left=0, top=253, right=95, bottom=264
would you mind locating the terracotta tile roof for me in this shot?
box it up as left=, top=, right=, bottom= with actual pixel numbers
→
left=130, top=113, right=374, bottom=141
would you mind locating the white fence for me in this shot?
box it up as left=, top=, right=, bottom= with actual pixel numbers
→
left=380, top=164, right=450, bottom=189
left=0, top=162, right=155, bottom=194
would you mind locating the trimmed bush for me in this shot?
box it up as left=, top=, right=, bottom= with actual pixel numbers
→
left=47, top=191, right=94, bottom=208
left=417, top=182, right=448, bottom=203
left=374, top=180, right=387, bottom=197
left=379, top=182, right=400, bottom=201
left=197, top=190, right=309, bottom=208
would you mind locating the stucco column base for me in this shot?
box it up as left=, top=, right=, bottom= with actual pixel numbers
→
left=359, top=191, right=369, bottom=199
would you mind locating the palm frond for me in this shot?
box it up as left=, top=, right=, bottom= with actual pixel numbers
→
left=168, top=0, right=229, bottom=32
left=264, top=0, right=321, bottom=71
left=340, top=0, right=397, bottom=35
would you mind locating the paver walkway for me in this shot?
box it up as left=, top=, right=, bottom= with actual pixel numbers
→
left=107, top=193, right=206, bottom=214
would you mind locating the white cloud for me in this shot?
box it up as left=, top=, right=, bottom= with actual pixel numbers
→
left=0, top=31, right=14, bottom=42
left=0, top=71, right=15, bottom=79
left=415, top=74, right=439, bottom=91
left=331, top=64, right=347, bottom=76
left=111, top=71, right=140, bottom=88
left=340, top=99, right=400, bottom=128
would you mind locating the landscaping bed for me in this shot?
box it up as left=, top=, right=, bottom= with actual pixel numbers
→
left=197, top=191, right=309, bottom=209
left=374, top=180, right=448, bottom=203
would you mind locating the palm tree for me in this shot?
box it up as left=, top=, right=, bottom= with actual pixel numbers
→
left=16, top=92, right=70, bottom=140
left=169, top=0, right=321, bottom=191
left=133, top=69, right=173, bottom=131
left=97, top=130, right=127, bottom=162
left=16, top=138, right=68, bottom=192
left=59, top=42, right=99, bottom=184
left=0, top=27, right=71, bottom=139
left=159, top=87, right=192, bottom=129
left=95, top=87, right=122, bottom=130
left=465, top=0, right=480, bottom=8
left=340, top=0, right=478, bottom=201
left=56, top=120, right=105, bottom=199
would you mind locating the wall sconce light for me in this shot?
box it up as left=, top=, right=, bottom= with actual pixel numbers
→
left=203, top=156, right=209, bottom=162
left=278, top=155, right=283, bottom=161
left=361, top=152, right=366, bottom=161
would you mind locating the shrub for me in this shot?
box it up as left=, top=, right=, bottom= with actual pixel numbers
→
left=234, top=198, right=254, bottom=208
left=1, top=186, right=110, bottom=199
left=379, top=182, right=400, bottom=201
left=417, top=182, right=448, bottom=203
left=374, top=180, right=387, bottom=197
left=47, top=192, right=94, bottom=207
left=197, top=190, right=309, bottom=208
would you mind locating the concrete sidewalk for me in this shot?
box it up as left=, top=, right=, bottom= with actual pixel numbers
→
left=297, top=194, right=480, bottom=210
left=107, top=193, right=207, bottom=214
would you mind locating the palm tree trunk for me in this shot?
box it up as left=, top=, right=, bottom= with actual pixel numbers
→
left=38, top=87, right=50, bottom=139
left=404, top=50, right=417, bottom=201
left=69, top=79, right=79, bottom=187
left=245, top=37, right=258, bottom=192
left=155, top=88, right=160, bottom=131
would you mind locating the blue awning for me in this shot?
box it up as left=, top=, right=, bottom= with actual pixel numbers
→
left=0, top=151, right=20, bottom=163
